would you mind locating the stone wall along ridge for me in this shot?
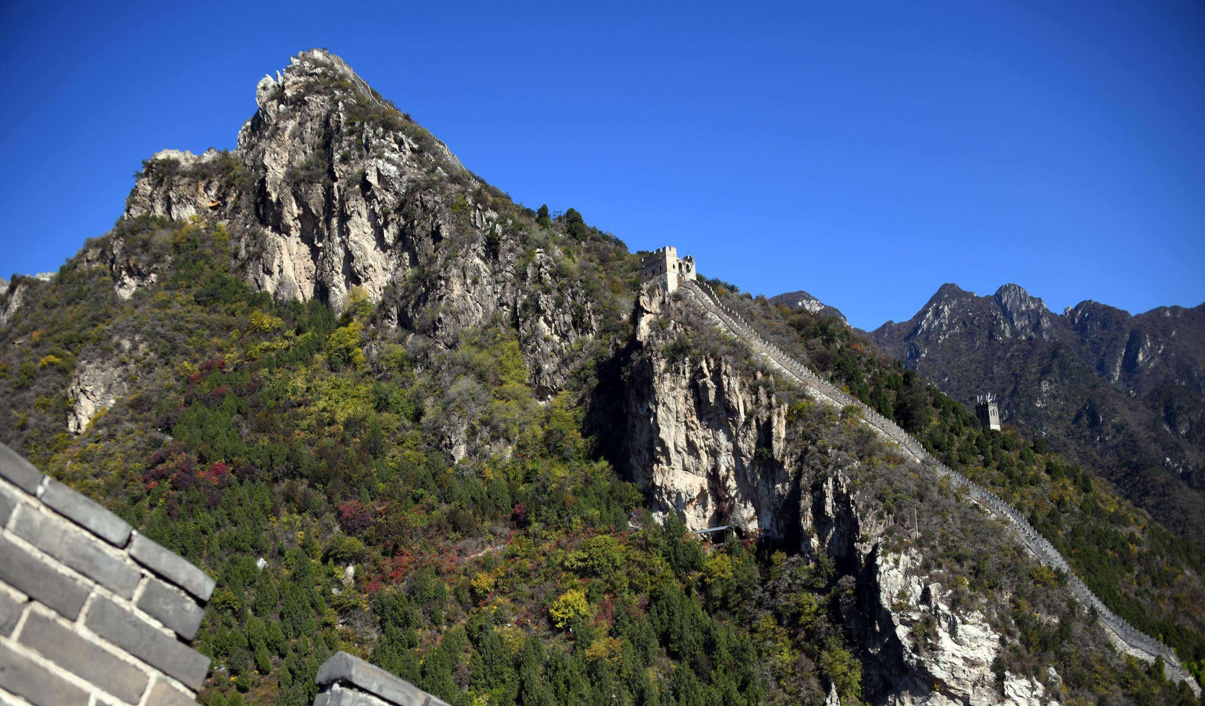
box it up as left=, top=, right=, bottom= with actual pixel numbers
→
left=679, top=279, right=1199, bottom=694
left=0, top=442, right=214, bottom=706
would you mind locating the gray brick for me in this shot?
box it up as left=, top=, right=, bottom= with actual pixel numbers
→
left=0, top=442, right=43, bottom=495
left=0, top=484, right=16, bottom=526
left=41, top=479, right=132, bottom=547
left=322, top=686, right=394, bottom=706
left=316, top=652, right=450, bottom=706
left=145, top=680, right=198, bottom=706
left=19, top=610, right=149, bottom=704
left=0, top=641, right=90, bottom=706
left=12, top=505, right=140, bottom=599
left=128, top=533, right=215, bottom=603
left=137, top=577, right=204, bottom=640
left=0, top=590, right=25, bottom=636
left=85, top=595, right=210, bottom=690
left=0, top=534, right=89, bottom=620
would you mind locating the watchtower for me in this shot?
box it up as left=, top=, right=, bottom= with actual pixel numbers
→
left=975, top=393, right=1001, bottom=431
left=639, top=246, right=696, bottom=293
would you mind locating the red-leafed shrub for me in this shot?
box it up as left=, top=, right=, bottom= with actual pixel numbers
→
left=511, top=502, right=528, bottom=527
left=338, top=499, right=375, bottom=536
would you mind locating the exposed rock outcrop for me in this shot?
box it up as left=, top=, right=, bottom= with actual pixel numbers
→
left=0, top=276, right=53, bottom=329
left=81, top=234, right=161, bottom=299
left=67, top=348, right=137, bottom=434
left=124, top=50, right=470, bottom=310
left=626, top=285, right=793, bottom=533
left=0, top=279, right=26, bottom=328
left=825, top=682, right=842, bottom=706
left=809, top=473, right=1015, bottom=705
left=626, top=285, right=1051, bottom=704
left=122, top=49, right=600, bottom=394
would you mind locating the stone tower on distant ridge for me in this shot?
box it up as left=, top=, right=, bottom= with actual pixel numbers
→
left=639, top=246, right=696, bottom=293
left=976, top=393, right=1001, bottom=431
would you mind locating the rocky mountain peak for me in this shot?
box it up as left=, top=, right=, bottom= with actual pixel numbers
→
left=124, top=49, right=479, bottom=308
left=768, top=289, right=847, bottom=323
left=993, top=283, right=1056, bottom=337
left=932, top=282, right=970, bottom=300
left=1064, top=299, right=1130, bottom=339
left=254, top=48, right=365, bottom=105
left=119, top=49, right=604, bottom=395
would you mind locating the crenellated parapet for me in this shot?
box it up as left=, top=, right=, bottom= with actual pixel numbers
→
left=975, top=393, right=1001, bottom=431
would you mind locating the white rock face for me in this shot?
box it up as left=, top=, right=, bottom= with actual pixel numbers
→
left=873, top=552, right=1018, bottom=705
left=0, top=280, right=26, bottom=328
left=126, top=49, right=452, bottom=311
left=627, top=286, right=793, bottom=533
left=825, top=682, right=842, bottom=706
left=114, top=270, right=157, bottom=299
left=67, top=358, right=129, bottom=434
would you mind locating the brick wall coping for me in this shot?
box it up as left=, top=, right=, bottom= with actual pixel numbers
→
left=315, top=651, right=449, bottom=706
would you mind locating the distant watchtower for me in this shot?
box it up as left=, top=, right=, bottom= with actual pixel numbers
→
left=975, top=393, right=1001, bottom=431
left=640, top=246, right=696, bottom=293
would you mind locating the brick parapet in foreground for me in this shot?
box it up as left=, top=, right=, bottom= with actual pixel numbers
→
left=0, top=442, right=214, bottom=706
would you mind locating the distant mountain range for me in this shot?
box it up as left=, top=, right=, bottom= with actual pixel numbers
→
left=867, top=282, right=1205, bottom=539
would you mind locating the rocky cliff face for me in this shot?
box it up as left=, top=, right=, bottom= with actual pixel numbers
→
left=0, top=279, right=26, bottom=328
left=65, top=338, right=145, bottom=434
left=121, top=49, right=601, bottom=394
left=80, top=234, right=162, bottom=299
left=872, top=283, right=1205, bottom=539
left=626, top=285, right=1051, bottom=704
left=804, top=470, right=1026, bottom=706
left=626, top=286, right=797, bottom=534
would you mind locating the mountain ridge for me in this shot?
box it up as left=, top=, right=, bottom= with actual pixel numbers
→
left=871, top=281, right=1205, bottom=539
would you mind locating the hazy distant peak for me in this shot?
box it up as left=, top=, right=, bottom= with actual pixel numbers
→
left=922, top=283, right=976, bottom=311
left=769, top=289, right=847, bottom=323
left=934, top=282, right=970, bottom=298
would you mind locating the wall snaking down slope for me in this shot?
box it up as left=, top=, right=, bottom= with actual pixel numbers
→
left=680, top=279, right=1199, bottom=695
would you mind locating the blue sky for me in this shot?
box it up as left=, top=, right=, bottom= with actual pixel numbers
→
left=1, top=1, right=1202, bottom=330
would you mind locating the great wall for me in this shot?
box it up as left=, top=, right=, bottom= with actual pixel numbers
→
left=637, top=245, right=1197, bottom=694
